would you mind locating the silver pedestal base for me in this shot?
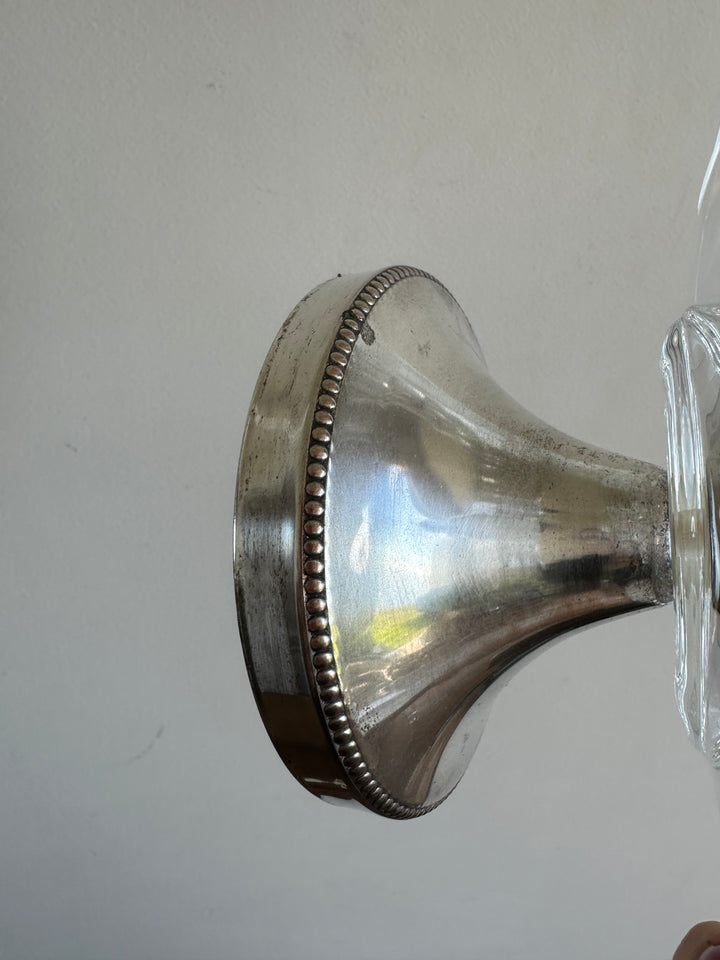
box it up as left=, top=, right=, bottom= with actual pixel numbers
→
left=235, top=267, right=671, bottom=818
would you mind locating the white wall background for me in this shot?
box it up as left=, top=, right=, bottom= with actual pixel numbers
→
left=3, top=2, right=720, bottom=958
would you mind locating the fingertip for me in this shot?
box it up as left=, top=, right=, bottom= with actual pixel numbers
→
left=674, top=922, right=720, bottom=960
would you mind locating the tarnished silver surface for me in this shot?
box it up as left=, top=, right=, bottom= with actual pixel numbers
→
left=234, top=267, right=672, bottom=818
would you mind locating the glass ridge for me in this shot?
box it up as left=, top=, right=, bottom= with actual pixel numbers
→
left=663, top=306, right=720, bottom=763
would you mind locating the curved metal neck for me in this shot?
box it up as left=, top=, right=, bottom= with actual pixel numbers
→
left=458, top=451, right=673, bottom=687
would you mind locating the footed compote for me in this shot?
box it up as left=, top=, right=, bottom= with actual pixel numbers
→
left=234, top=133, right=720, bottom=818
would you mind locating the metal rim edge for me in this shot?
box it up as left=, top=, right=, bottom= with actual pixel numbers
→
left=300, top=265, right=449, bottom=819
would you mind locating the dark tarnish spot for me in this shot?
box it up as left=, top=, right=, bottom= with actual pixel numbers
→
left=361, top=323, right=375, bottom=346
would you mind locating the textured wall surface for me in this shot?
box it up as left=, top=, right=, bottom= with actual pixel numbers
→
left=3, top=3, right=720, bottom=958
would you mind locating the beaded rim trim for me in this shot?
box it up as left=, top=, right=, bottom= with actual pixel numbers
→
left=301, top=265, right=444, bottom=819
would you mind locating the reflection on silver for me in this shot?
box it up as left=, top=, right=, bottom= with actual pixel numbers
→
left=234, top=267, right=672, bottom=819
